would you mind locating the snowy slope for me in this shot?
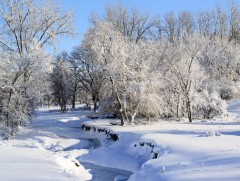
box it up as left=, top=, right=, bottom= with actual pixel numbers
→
left=0, top=143, right=83, bottom=181
left=82, top=100, right=240, bottom=181
left=0, top=108, right=92, bottom=181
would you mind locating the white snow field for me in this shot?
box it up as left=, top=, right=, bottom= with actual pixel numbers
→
left=0, top=106, right=93, bottom=181
left=0, top=142, right=87, bottom=181
left=1, top=100, right=240, bottom=181
left=81, top=100, right=240, bottom=181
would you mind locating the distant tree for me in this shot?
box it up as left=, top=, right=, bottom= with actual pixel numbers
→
left=195, top=10, right=214, bottom=38
left=163, top=35, right=208, bottom=122
left=50, top=52, right=72, bottom=111
left=228, top=1, right=240, bottom=42
left=70, top=44, right=107, bottom=112
left=92, top=4, right=156, bottom=43
left=178, top=11, right=195, bottom=39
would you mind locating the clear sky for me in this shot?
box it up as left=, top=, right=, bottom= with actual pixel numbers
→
left=55, top=0, right=239, bottom=54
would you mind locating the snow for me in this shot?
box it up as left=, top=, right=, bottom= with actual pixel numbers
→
left=1, top=100, right=240, bottom=180
left=0, top=141, right=90, bottom=181
left=0, top=108, right=92, bottom=181
left=82, top=100, right=240, bottom=181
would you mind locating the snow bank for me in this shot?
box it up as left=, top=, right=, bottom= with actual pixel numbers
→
left=55, top=155, right=92, bottom=180
left=0, top=142, right=91, bottom=181
left=81, top=100, right=240, bottom=181
left=82, top=122, right=120, bottom=142
left=0, top=138, right=92, bottom=181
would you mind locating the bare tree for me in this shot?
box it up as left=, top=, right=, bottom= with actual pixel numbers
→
left=99, top=4, right=156, bottom=43
left=213, top=6, right=228, bottom=39
left=163, top=12, right=178, bottom=43
left=228, top=1, right=240, bottom=42
left=178, top=11, right=195, bottom=39
left=70, top=44, right=107, bottom=112
left=50, top=53, right=71, bottom=111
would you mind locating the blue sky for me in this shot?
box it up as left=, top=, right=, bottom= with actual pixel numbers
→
left=55, top=0, right=238, bottom=54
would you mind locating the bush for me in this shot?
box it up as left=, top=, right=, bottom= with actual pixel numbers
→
left=193, top=90, right=227, bottom=119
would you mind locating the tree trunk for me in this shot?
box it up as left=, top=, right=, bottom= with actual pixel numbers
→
left=130, top=110, right=137, bottom=124
left=72, top=83, right=78, bottom=110
left=72, top=93, right=76, bottom=110
left=47, top=96, right=50, bottom=108
left=116, top=93, right=125, bottom=126
left=63, top=97, right=67, bottom=111
left=6, top=88, right=13, bottom=121
left=92, top=95, right=99, bottom=112
left=93, top=100, right=98, bottom=112
left=186, top=100, right=192, bottom=122
left=109, top=76, right=125, bottom=126
left=176, top=94, right=180, bottom=119
left=130, top=103, right=139, bottom=124
left=85, top=90, right=89, bottom=108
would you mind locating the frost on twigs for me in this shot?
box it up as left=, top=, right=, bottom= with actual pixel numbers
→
left=0, top=0, right=75, bottom=138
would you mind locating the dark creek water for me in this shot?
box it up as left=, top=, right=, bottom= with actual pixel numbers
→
left=60, top=136, right=132, bottom=180
left=57, top=134, right=133, bottom=180
left=80, top=161, right=133, bottom=181
left=76, top=138, right=133, bottom=181
left=35, top=109, right=133, bottom=181
left=59, top=131, right=133, bottom=180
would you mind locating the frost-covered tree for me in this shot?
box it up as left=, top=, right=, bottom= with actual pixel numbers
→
left=86, top=20, right=128, bottom=125
left=81, top=17, right=236, bottom=124
left=93, top=4, right=156, bottom=43
left=0, top=0, right=75, bottom=53
left=47, top=2, right=240, bottom=126
left=0, top=0, right=75, bottom=137
left=82, top=20, right=164, bottom=124
left=161, top=35, right=234, bottom=122
left=123, top=41, right=163, bottom=123
left=198, top=36, right=240, bottom=99
left=50, top=52, right=73, bottom=111
left=163, top=36, right=207, bottom=122
left=0, top=42, right=52, bottom=137
left=70, top=44, right=107, bottom=112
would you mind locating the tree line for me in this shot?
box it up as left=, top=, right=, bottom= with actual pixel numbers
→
left=50, top=2, right=240, bottom=126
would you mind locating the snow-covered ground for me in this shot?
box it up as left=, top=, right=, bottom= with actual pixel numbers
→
left=1, top=100, right=240, bottom=181
left=81, top=100, right=240, bottom=181
left=0, top=106, right=93, bottom=181
left=0, top=105, right=132, bottom=181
